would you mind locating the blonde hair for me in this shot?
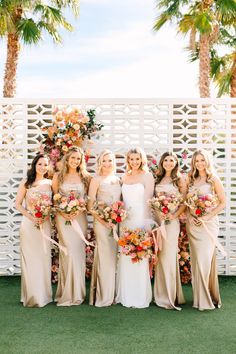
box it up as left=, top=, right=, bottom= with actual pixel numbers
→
left=188, top=149, right=215, bottom=186
left=126, top=147, right=148, bottom=173
left=58, top=146, right=91, bottom=190
left=97, top=149, right=116, bottom=175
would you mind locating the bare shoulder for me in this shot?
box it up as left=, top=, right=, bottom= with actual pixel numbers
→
left=121, top=173, right=129, bottom=183
left=90, top=175, right=102, bottom=186
left=52, top=172, right=59, bottom=181
left=212, top=174, right=223, bottom=187
left=144, top=171, right=154, bottom=181
left=19, top=178, right=27, bottom=189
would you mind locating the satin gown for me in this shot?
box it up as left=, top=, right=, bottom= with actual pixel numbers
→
left=186, top=182, right=221, bottom=310
left=55, top=183, right=87, bottom=306
left=116, top=183, right=152, bottom=308
left=153, top=183, right=185, bottom=310
left=20, top=181, right=52, bottom=307
left=89, top=180, right=121, bottom=306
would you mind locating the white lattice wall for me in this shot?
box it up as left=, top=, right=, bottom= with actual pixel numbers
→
left=0, top=98, right=236, bottom=276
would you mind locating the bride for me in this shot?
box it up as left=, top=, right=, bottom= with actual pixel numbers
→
left=116, top=147, right=155, bottom=308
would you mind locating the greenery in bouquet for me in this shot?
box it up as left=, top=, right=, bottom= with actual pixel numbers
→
left=41, top=107, right=103, bottom=166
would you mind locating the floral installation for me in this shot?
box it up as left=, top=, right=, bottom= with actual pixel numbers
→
left=29, top=192, right=52, bottom=228
left=185, top=191, right=218, bottom=218
left=148, top=157, right=159, bottom=182
left=178, top=214, right=191, bottom=284
left=41, top=107, right=103, bottom=167
left=85, top=229, right=96, bottom=279
left=91, top=200, right=128, bottom=228
left=149, top=191, right=183, bottom=224
left=53, top=191, right=87, bottom=225
left=118, top=228, right=156, bottom=264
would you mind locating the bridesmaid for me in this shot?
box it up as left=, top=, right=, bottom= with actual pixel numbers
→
left=186, top=149, right=225, bottom=311
left=88, top=150, right=121, bottom=307
left=15, top=154, right=52, bottom=307
left=52, top=147, right=91, bottom=306
left=153, top=152, right=185, bottom=310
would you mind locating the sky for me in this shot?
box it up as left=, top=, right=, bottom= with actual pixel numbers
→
left=0, top=0, right=204, bottom=98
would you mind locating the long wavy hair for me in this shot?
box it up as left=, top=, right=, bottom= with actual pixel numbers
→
left=97, top=149, right=116, bottom=175
left=188, top=149, right=215, bottom=186
left=25, top=154, right=49, bottom=188
left=156, top=152, right=181, bottom=187
left=57, top=147, right=91, bottom=190
left=126, top=147, right=148, bottom=173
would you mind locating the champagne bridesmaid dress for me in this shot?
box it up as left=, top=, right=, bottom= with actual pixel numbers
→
left=20, top=181, right=52, bottom=307
left=186, top=182, right=221, bottom=310
left=55, top=183, right=87, bottom=306
left=89, top=180, right=121, bottom=306
left=153, top=183, right=185, bottom=310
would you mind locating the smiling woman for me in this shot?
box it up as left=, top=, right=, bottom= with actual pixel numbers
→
left=15, top=154, right=53, bottom=307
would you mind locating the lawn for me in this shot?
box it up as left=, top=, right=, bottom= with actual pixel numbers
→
left=0, top=276, right=235, bottom=354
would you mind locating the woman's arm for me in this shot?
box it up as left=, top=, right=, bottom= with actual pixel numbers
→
left=52, top=173, right=71, bottom=221
left=169, top=176, right=187, bottom=220
left=144, top=172, right=155, bottom=219
left=201, top=175, right=226, bottom=221
left=88, top=177, right=113, bottom=229
left=15, top=180, right=37, bottom=223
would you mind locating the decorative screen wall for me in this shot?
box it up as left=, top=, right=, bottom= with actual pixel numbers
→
left=0, top=98, right=235, bottom=276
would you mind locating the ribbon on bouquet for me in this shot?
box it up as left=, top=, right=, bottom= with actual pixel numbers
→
left=200, top=220, right=226, bottom=257
left=39, top=224, right=68, bottom=256
left=70, top=219, right=95, bottom=247
left=112, top=227, right=119, bottom=242
left=151, top=220, right=167, bottom=254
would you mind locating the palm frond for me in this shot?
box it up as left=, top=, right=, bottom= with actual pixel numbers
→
left=17, top=18, right=42, bottom=44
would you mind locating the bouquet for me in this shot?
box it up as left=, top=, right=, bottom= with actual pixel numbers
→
left=53, top=191, right=87, bottom=225
left=185, top=192, right=218, bottom=218
left=30, top=192, right=52, bottom=228
left=149, top=191, right=183, bottom=224
left=41, top=107, right=103, bottom=166
left=91, top=200, right=128, bottom=227
left=118, top=228, right=155, bottom=263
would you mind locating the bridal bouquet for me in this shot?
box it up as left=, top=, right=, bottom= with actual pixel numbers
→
left=41, top=107, right=103, bottom=166
left=149, top=191, right=183, bottom=224
left=118, top=228, right=155, bottom=263
left=53, top=191, right=87, bottom=225
left=30, top=192, right=52, bottom=228
left=185, top=192, right=218, bottom=218
left=91, top=200, right=128, bottom=226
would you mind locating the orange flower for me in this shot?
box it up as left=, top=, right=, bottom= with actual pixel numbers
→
left=118, top=239, right=127, bottom=247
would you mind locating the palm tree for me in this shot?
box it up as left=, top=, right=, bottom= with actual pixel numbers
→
left=153, top=0, right=236, bottom=97
left=0, top=0, right=79, bottom=97
left=210, top=27, right=236, bottom=97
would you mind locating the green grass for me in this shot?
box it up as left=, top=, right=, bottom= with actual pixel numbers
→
left=0, top=277, right=236, bottom=354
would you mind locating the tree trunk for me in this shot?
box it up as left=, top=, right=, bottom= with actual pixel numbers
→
left=3, top=33, right=20, bottom=97
left=199, top=33, right=210, bottom=97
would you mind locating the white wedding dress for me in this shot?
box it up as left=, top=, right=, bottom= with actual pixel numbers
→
left=116, top=183, right=152, bottom=308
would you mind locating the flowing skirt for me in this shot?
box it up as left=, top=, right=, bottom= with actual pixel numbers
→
left=89, top=221, right=117, bottom=306
left=20, top=216, right=52, bottom=307
left=116, top=255, right=152, bottom=308
left=154, top=219, right=185, bottom=310
left=55, top=213, right=87, bottom=306
left=186, top=215, right=221, bottom=310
